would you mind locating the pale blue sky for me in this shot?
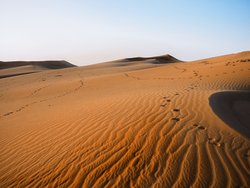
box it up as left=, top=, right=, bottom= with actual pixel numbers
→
left=0, top=0, right=249, bottom=65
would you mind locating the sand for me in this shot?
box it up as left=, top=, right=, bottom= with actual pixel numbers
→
left=0, top=60, right=75, bottom=79
left=210, top=91, right=250, bottom=139
left=0, top=52, right=250, bottom=187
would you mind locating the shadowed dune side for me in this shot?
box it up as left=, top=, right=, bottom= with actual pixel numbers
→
left=0, top=51, right=250, bottom=187
left=77, top=54, right=182, bottom=77
left=0, top=55, right=180, bottom=80
left=0, top=60, right=76, bottom=70
left=0, top=72, right=38, bottom=79
left=122, top=54, right=181, bottom=64
left=209, top=91, right=250, bottom=139
left=0, top=60, right=76, bottom=79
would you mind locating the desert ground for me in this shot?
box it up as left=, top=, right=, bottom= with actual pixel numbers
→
left=0, top=52, right=250, bottom=187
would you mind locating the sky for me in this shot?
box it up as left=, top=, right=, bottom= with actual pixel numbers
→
left=0, top=0, right=250, bottom=66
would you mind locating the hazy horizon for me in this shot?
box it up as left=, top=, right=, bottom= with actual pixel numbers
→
left=1, top=0, right=250, bottom=66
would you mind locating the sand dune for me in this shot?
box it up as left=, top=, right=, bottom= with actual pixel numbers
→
left=210, top=91, right=250, bottom=138
left=122, top=54, right=180, bottom=64
left=0, top=52, right=250, bottom=187
left=78, top=54, right=182, bottom=77
left=0, top=60, right=76, bottom=79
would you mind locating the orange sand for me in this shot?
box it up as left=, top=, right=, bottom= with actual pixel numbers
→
left=0, top=52, right=250, bottom=187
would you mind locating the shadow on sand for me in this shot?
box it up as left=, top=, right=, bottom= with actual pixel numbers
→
left=209, top=91, right=250, bottom=139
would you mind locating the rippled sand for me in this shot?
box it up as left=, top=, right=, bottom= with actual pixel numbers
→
left=0, top=52, right=250, bottom=187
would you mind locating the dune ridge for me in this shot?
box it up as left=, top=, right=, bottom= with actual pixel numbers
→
left=0, top=60, right=75, bottom=70
left=0, top=60, right=76, bottom=79
left=0, top=52, right=250, bottom=187
left=122, top=54, right=181, bottom=64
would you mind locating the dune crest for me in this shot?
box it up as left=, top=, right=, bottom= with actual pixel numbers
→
left=0, top=60, right=76, bottom=79
left=122, top=54, right=181, bottom=64
left=0, top=52, right=250, bottom=187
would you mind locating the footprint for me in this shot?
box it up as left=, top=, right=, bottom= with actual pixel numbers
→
left=172, top=117, right=180, bottom=121
left=208, top=138, right=222, bottom=147
left=193, top=124, right=206, bottom=130
left=198, top=126, right=206, bottom=130
left=3, top=112, right=13, bottom=116
left=244, top=153, right=250, bottom=158
left=214, top=142, right=221, bottom=147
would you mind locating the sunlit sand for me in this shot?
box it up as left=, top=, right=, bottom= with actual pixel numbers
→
left=0, top=52, right=250, bottom=187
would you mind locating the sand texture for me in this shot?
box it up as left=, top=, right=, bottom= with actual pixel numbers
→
left=0, top=52, right=250, bottom=187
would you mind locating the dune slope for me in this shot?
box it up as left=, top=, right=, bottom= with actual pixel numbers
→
left=210, top=91, right=250, bottom=139
left=0, top=52, right=250, bottom=187
left=0, top=60, right=76, bottom=79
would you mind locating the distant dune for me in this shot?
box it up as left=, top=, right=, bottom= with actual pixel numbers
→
left=0, top=60, right=76, bottom=69
left=79, top=54, right=182, bottom=77
left=0, top=51, right=250, bottom=187
left=0, top=60, right=76, bottom=79
left=122, top=54, right=181, bottom=63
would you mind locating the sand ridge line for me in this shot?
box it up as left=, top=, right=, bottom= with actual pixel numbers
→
left=1, top=52, right=250, bottom=187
